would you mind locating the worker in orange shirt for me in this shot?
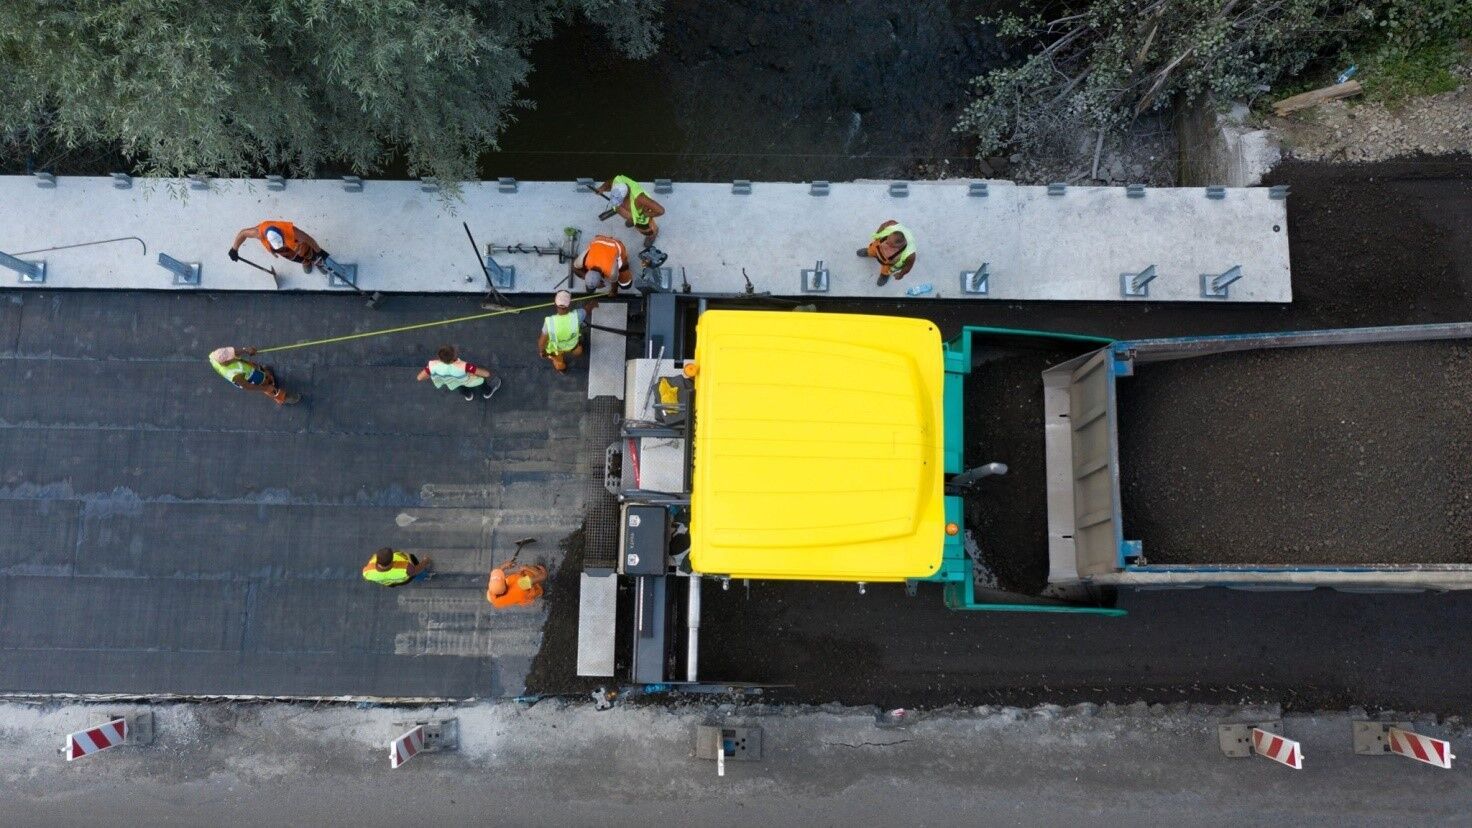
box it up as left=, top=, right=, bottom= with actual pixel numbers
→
left=486, top=561, right=548, bottom=608
left=573, top=234, right=634, bottom=295
left=229, top=220, right=330, bottom=273
left=857, top=219, right=917, bottom=286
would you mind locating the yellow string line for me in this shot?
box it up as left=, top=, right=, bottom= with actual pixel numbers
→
left=256, top=294, right=598, bottom=354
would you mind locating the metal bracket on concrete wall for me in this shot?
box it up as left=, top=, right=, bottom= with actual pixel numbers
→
left=266, top=175, right=286, bottom=191
left=695, top=724, right=762, bottom=761
left=34, top=172, right=56, bottom=188
left=809, top=181, right=830, bottom=196
left=325, top=262, right=359, bottom=289
left=158, top=253, right=201, bottom=286
left=1120, top=265, right=1157, bottom=298
left=115, top=711, right=156, bottom=746
left=960, top=263, right=990, bottom=295
left=888, top=182, right=908, bottom=197
left=575, top=177, right=594, bottom=191
left=341, top=176, right=363, bottom=192
left=1353, top=721, right=1414, bottom=754
left=1126, top=184, right=1145, bottom=198
left=654, top=178, right=673, bottom=194
left=1047, top=183, right=1066, bottom=196
left=968, top=182, right=988, bottom=197
left=732, top=180, right=751, bottom=195
left=1205, top=185, right=1226, bottom=200
left=420, top=178, right=440, bottom=193
left=111, top=172, right=133, bottom=190
left=498, top=177, right=518, bottom=193
left=1200, top=265, right=1242, bottom=299
left=1270, top=184, right=1290, bottom=200
left=394, top=719, right=459, bottom=754
left=485, top=257, right=515, bottom=290
left=801, top=260, right=829, bottom=292
left=1218, top=721, right=1281, bottom=757
left=189, top=174, right=210, bottom=191
left=0, top=250, right=45, bottom=283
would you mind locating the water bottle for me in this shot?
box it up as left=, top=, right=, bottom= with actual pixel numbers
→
left=904, top=282, right=934, bottom=297
left=1336, top=65, right=1358, bottom=84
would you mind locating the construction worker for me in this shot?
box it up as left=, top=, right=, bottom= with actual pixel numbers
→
left=538, top=290, right=596, bottom=374
left=229, top=220, right=329, bottom=273
left=208, top=346, right=301, bottom=405
left=486, top=560, right=548, bottom=608
left=573, top=234, right=633, bottom=295
left=857, top=219, right=917, bottom=286
left=597, top=175, right=665, bottom=248
left=362, top=547, right=431, bottom=587
left=416, top=345, right=502, bottom=402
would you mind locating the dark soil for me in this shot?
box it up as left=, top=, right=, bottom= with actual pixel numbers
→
left=1120, top=341, right=1472, bottom=565
left=962, top=337, right=1099, bottom=593
left=524, top=525, right=618, bottom=696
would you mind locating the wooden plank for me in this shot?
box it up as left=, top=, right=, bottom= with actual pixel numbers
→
left=1272, top=80, right=1363, bottom=116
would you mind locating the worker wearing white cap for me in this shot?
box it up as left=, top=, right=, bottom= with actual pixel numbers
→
left=537, top=290, right=597, bottom=374
left=595, top=175, right=665, bottom=248
left=229, top=220, right=329, bottom=273
left=207, top=345, right=301, bottom=405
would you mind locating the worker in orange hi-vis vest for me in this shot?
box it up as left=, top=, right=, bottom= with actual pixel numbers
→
left=229, top=220, right=329, bottom=273
left=573, top=234, right=634, bottom=295
left=486, top=561, right=548, bottom=608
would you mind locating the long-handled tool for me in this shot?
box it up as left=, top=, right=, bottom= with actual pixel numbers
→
left=463, top=222, right=513, bottom=310
left=506, top=537, right=537, bottom=566
left=582, top=182, right=620, bottom=221
left=233, top=252, right=279, bottom=288
left=317, top=255, right=383, bottom=309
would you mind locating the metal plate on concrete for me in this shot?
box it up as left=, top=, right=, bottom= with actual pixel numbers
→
left=576, top=572, right=618, bottom=677
left=1353, top=721, right=1413, bottom=754
left=587, top=302, right=628, bottom=400
left=0, top=177, right=1291, bottom=301
left=1218, top=721, right=1281, bottom=757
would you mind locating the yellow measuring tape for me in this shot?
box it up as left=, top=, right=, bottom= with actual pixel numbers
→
left=256, top=294, right=599, bottom=354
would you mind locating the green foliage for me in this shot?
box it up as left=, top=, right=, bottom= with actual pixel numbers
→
left=0, top=0, right=663, bottom=182
left=1356, top=0, right=1472, bottom=104
left=959, top=0, right=1469, bottom=157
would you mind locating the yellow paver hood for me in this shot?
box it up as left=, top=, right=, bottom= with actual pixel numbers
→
left=689, top=310, right=945, bottom=581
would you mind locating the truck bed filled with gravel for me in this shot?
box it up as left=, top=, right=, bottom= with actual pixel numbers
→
left=1118, top=340, right=1472, bottom=566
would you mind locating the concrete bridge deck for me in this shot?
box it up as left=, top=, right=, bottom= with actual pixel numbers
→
left=0, top=176, right=1290, bottom=302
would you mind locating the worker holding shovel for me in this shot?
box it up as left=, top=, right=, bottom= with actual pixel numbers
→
left=229, top=220, right=330, bottom=274
left=486, top=538, right=546, bottom=609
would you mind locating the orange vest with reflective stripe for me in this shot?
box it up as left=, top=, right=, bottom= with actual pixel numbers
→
left=581, top=236, right=628, bottom=281
left=487, top=567, right=543, bottom=608
left=256, top=220, right=300, bottom=255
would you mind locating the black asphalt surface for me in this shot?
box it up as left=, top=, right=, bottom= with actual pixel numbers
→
left=0, top=292, right=594, bottom=698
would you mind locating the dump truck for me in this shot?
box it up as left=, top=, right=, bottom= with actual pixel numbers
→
left=576, top=295, right=1472, bottom=687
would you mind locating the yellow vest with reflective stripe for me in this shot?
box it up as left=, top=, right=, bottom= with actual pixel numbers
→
left=362, top=552, right=411, bottom=585
left=544, top=313, right=581, bottom=354
left=871, top=223, right=916, bottom=269
left=209, top=354, right=253, bottom=384
left=613, top=175, right=650, bottom=226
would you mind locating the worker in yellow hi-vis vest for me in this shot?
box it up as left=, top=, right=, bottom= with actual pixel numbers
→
left=538, top=291, right=597, bottom=374
left=362, top=548, right=431, bottom=587
left=597, top=174, right=665, bottom=248
left=857, top=219, right=917, bottom=287
left=208, top=346, right=301, bottom=405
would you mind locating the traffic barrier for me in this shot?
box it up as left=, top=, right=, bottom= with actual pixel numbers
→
left=389, top=725, right=426, bottom=769
left=1388, top=727, right=1454, bottom=769
left=64, top=718, right=127, bottom=761
left=1251, top=727, right=1304, bottom=770
left=388, top=718, right=458, bottom=769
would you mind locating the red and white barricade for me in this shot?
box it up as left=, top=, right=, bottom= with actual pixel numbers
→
left=1251, top=727, right=1304, bottom=770
left=1388, top=727, right=1455, bottom=769
left=389, top=725, right=426, bottom=769
left=64, top=717, right=127, bottom=761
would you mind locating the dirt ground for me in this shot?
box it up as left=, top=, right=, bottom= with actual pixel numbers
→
left=1120, top=341, right=1472, bottom=565
left=1273, top=61, right=1472, bottom=164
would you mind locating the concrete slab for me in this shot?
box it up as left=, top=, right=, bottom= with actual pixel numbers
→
left=0, top=176, right=1290, bottom=301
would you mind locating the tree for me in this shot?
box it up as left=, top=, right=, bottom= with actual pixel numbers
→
left=0, top=0, right=662, bottom=182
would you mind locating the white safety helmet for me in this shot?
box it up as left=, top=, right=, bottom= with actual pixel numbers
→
left=264, top=228, right=286, bottom=250
left=554, top=290, right=572, bottom=308
left=210, top=347, right=236, bottom=363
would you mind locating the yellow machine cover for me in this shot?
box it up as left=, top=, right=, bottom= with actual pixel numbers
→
left=689, top=310, right=945, bottom=581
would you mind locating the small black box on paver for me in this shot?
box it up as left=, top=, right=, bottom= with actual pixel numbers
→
left=622, top=505, right=668, bottom=575
left=695, top=725, right=763, bottom=761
